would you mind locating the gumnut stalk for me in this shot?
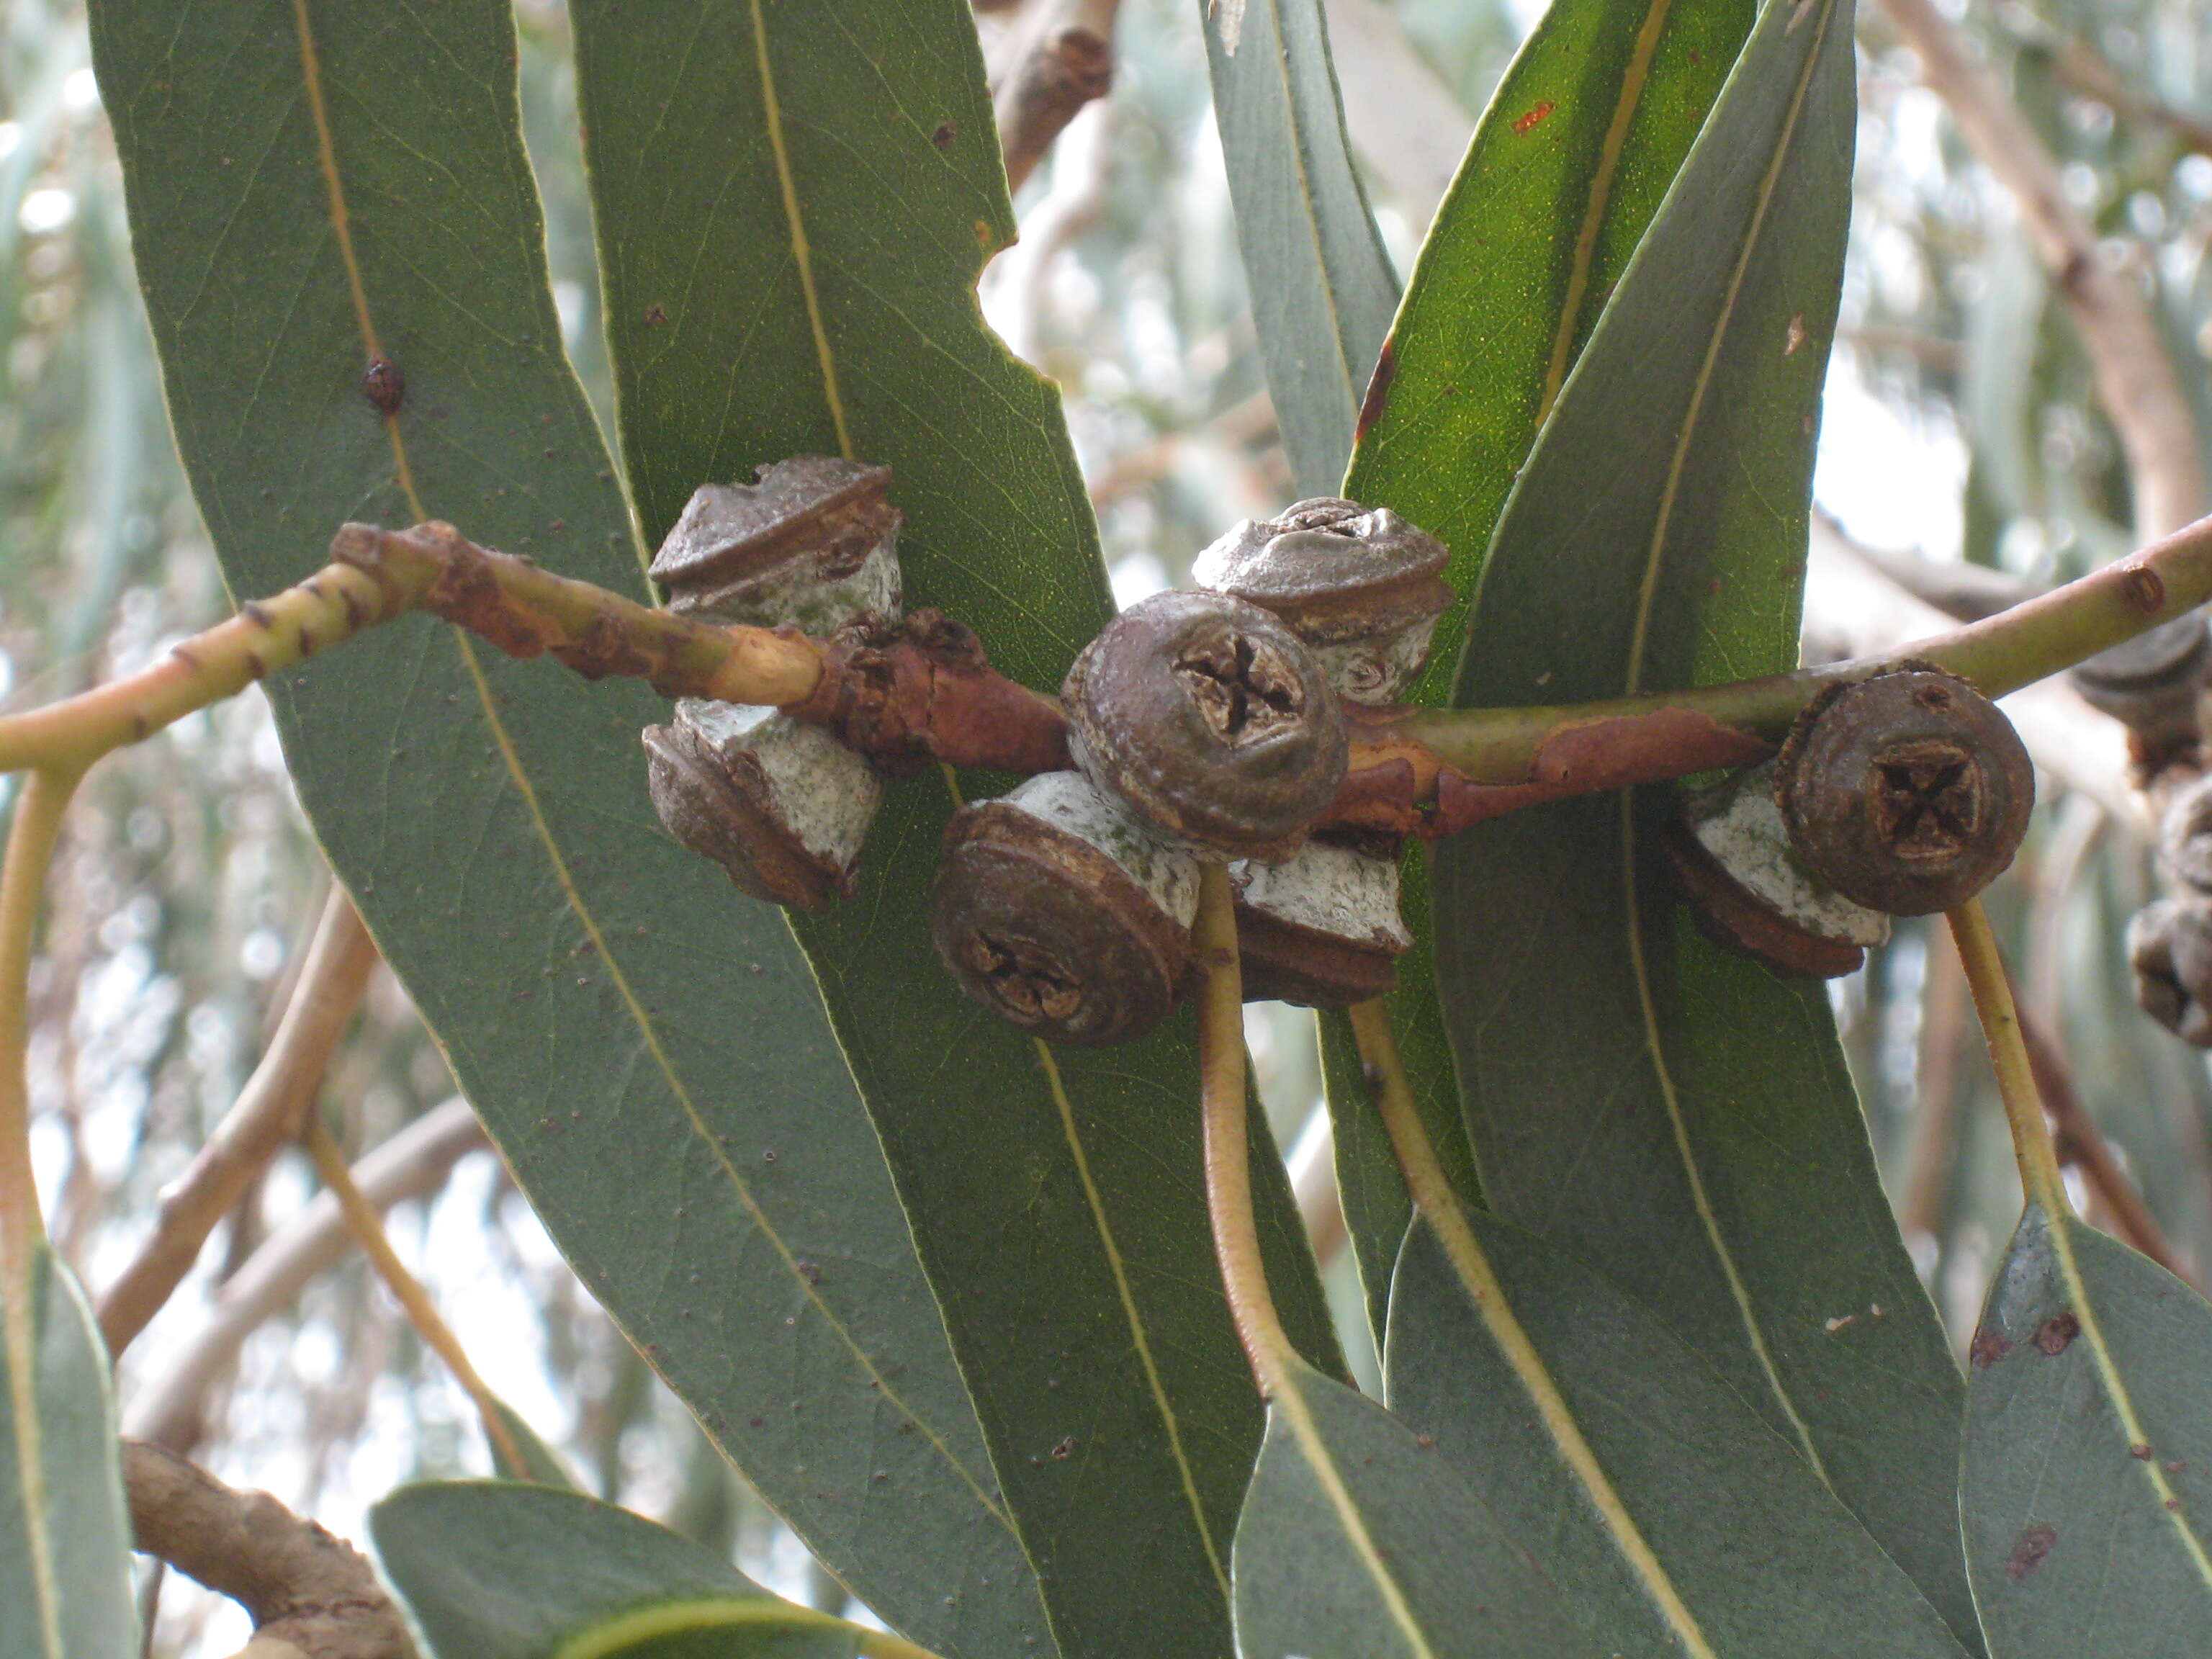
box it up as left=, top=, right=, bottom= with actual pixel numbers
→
left=1192, top=497, right=1454, bottom=704
left=1063, top=589, right=1349, bottom=863
left=931, top=772, right=1199, bottom=1046
left=1774, top=666, right=2034, bottom=917
left=642, top=457, right=900, bottom=907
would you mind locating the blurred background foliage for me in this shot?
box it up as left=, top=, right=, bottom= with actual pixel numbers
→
left=9, top=0, right=2212, bottom=1649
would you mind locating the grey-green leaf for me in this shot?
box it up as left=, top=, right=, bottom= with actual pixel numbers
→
left=1962, top=1205, right=2212, bottom=1654
left=1430, top=0, right=1982, bottom=1644
left=487, top=1398, right=582, bottom=1492
left=1202, top=0, right=1400, bottom=495
left=1233, top=1356, right=1599, bottom=1659
left=0, top=1246, right=135, bottom=1659
left=85, top=4, right=1036, bottom=1653
left=370, top=1481, right=855, bottom=1659
left=570, top=4, right=1342, bottom=1656
left=1390, top=1218, right=1969, bottom=1659
left=1321, top=0, right=1753, bottom=1345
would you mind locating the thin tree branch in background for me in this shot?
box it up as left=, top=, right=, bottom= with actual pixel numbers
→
left=300, top=1117, right=529, bottom=1475
left=2051, top=36, right=2212, bottom=162
left=993, top=0, right=1119, bottom=195
left=2014, top=1002, right=2191, bottom=1281
left=122, top=1437, right=415, bottom=1659
left=994, top=94, right=1116, bottom=366
left=1876, top=0, right=2206, bottom=540
left=125, top=1099, right=487, bottom=1452
left=99, top=891, right=379, bottom=1356
left=1899, top=923, right=1972, bottom=1249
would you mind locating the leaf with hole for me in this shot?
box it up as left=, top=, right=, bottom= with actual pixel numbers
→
left=570, top=4, right=1343, bottom=1655
left=85, top=2, right=1034, bottom=1651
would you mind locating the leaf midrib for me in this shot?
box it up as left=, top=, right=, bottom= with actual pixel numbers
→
left=281, top=0, right=1015, bottom=1535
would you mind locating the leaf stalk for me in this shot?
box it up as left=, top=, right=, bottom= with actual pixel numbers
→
left=1947, top=898, right=2074, bottom=1218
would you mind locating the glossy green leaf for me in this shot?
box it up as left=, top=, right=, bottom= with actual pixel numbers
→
left=1962, top=1205, right=2212, bottom=1654
left=1201, top=0, right=1400, bottom=495
left=570, top=5, right=1342, bottom=1657
left=1233, top=1355, right=1599, bottom=1659
left=371, top=1481, right=864, bottom=1658
left=1390, top=1218, right=1970, bottom=1658
left=1321, top=0, right=1751, bottom=1342
left=0, top=1246, right=135, bottom=1659
left=86, top=4, right=1038, bottom=1653
left=1429, top=0, right=1981, bottom=1643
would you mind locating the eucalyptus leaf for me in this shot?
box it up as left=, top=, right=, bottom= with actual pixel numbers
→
left=1962, top=1205, right=2212, bottom=1654
left=0, top=1246, right=135, bottom=1659
left=1430, top=0, right=1982, bottom=1642
left=1322, top=0, right=1752, bottom=1341
left=1232, top=1356, right=1599, bottom=1659
left=1201, top=0, right=1400, bottom=495
left=570, top=4, right=1341, bottom=1655
left=86, top=4, right=1035, bottom=1652
left=371, top=1481, right=866, bottom=1659
left=487, top=1398, right=583, bottom=1492
left=1390, top=1218, right=1969, bottom=1659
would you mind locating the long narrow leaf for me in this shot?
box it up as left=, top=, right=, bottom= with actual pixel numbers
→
left=86, top=4, right=1035, bottom=1652
left=0, top=1248, right=134, bottom=1659
left=570, top=6, right=1343, bottom=1656
left=1233, top=1356, right=1599, bottom=1659
left=1202, top=0, right=1400, bottom=495
left=1430, top=0, right=1982, bottom=1643
left=1321, top=0, right=1752, bottom=1339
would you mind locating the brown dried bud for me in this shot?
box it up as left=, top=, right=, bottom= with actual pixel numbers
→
left=642, top=702, right=880, bottom=912
left=1231, top=838, right=1412, bottom=1007
left=1063, top=590, right=1349, bottom=863
left=1776, top=667, right=2034, bottom=917
left=649, top=456, right=902, bottom=631
left=2129, top=896, right=2212, bottom=1047
left=2070, top=613, right=2208, bottom=749
left=931, top=773, right=1197, bottom=1046
left=1192, top=498, right=1453, bottom=703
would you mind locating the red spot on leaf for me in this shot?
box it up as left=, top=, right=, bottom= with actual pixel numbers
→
left=2034, top=1312, right=2080, bottom=1355
left=1514, top=99, right=1557, bottom=135
left=2006, top=1524, right=2057, bottom=1581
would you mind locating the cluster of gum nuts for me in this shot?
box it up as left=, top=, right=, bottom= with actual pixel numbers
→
left=639, top=456, right=2044, bottom=1048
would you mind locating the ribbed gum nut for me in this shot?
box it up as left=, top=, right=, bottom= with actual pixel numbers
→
left=1230, top=839, right=1412, bottom=1007
left=642, top=701, right=881, bottom=912
left=649, top=455, right=902, bottom=632
left=1192, top=497, right=1453, bottom=705
left=2070, top=613, right=2209, bottom=747
left=2129, top=896, right=2212, bottom=1047
left=1063, top=590, right=1349, bottom=863
left=1776, top=668, right=2034, bottom=917
left=930, top=773, right=1198, bottom=1046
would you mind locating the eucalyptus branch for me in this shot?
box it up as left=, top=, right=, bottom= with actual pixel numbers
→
left=4, top=512, right=2208, bottom=853
left=0, top=766, right=82, bottom=1277
left=300, top=1116, right=529, bottom=1476
left=122, top=1437, right=415, bottom=1659
left=99, top=891, right=379, bottom=1356
left=126, top=1098, right=487, bottom=1452
left=992, top=0, right=1118, bottom=194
